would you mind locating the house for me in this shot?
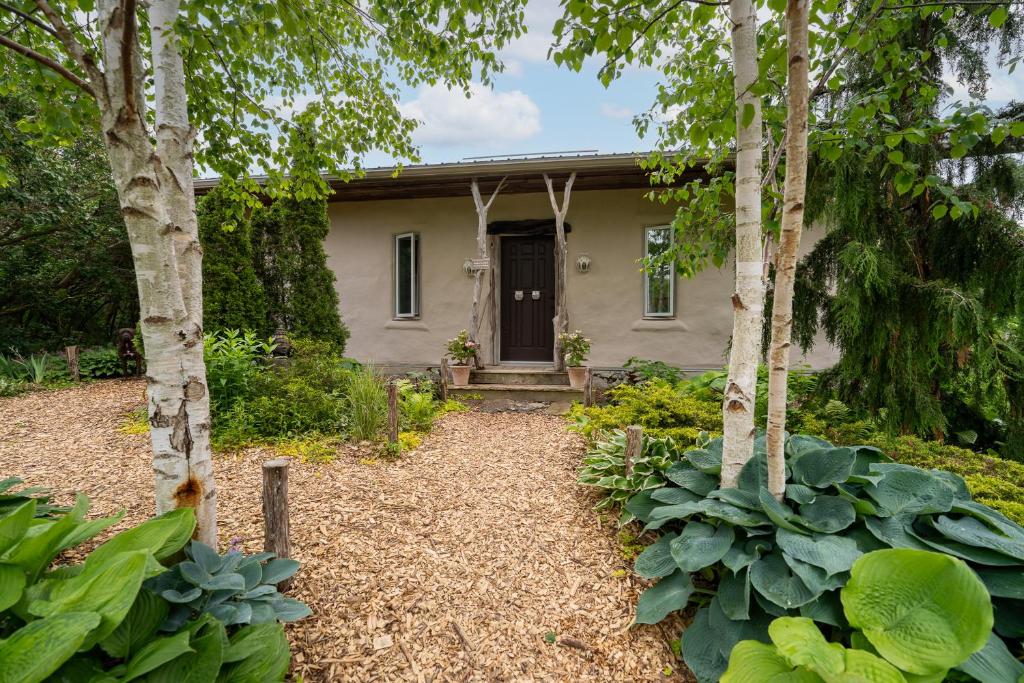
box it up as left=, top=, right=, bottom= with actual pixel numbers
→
left=198, top=152, right=836, bottom=388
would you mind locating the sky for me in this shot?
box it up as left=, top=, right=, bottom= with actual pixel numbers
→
left=344, top=0, right=1024, bottom=169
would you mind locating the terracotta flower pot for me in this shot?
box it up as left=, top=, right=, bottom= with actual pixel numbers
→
left=451, top=364, right=471, bottom=387
left=567, top=366, right=588, bottom=389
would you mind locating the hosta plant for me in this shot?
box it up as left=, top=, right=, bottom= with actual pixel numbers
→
left=0, top=476, right=68, bottom=517
left=626, top=434, right=1024, bottom=682
left=577, top=430, right=690, bottom=514
left=722, top=549, right=998, bottom=682
left=147, top=540, right=312, bottom=630
left=78, top=346, right=125, bottom=378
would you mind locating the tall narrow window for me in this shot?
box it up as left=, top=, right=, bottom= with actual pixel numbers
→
left=394, top=233, right=419, bottom=318
left=644, top=226, right=674, bottom=317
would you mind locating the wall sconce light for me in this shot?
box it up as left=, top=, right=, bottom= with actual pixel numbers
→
left=576, top=254, right=592, bottom=274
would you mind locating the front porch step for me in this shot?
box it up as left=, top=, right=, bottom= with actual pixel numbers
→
left=450, top=383, right=583, bottom=403
left=470, top=367, right=569, bottom=386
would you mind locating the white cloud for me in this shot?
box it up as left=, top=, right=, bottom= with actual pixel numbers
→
left=600, top=103, right=634, bottom=120
left=400, top=83, right=542, bottom=147
left=501, top=0, right=563, bottom=64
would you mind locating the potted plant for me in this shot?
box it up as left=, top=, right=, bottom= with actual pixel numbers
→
left=446, top=329, right=477, bottom=386
left=559, top=330, right=591, bottom=388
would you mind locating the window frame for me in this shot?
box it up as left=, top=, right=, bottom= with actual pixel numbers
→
left=643, top=225, right=675, bottom=318
left=393, top=232, right=420, bottom=319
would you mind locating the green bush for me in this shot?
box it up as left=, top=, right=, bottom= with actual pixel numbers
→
left=620, top=434, right=1024, bottom=682
left=570, top=379, right=722, bottom=444
left=0, top=376, right=25, bottom=397
left=577, top=431, right=691, bottom=513
left=204, top=329, right=276, bottom=415
left=0, top=494, right=306, bottom=681
left=78, top=346, right=124, bottom=379
left=346, top=367, right=387, bottom=441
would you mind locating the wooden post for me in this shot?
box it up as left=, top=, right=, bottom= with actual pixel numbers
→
left=543, top=172, right=576, bottom=371
left=65, top=345, right=80, bottom=382
left=387, top=380, right=399, bottom=444
left=625, top=425, right=642, bottom=478
left=469, top=177, right=506, bottom=369
left=583, top=367, right=593, bottom=407
left=262, top=458, right=292, bottom=591
left=439, top=358, right=449, bottom=402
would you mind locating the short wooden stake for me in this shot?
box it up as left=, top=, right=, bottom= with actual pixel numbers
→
left=387, top=380, right=399, bottom=444
left=261, top=458, right=292, bottom=591
left=624, top=425, right=642, bottom=478
left=65, top=345, right=80, bottom=382
left=583, top=367, right=593, bottom=407
left=439, top=357, right=449, bottom=402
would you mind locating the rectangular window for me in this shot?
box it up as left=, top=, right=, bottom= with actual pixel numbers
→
left=394, top=232, right=419, bottom=318
left=644, top=226, right=675, bottom=317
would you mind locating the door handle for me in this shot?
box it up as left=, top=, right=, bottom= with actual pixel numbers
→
left=531, top=290, right=541, bottom=300
left=514, top=290, right=524, bottom=301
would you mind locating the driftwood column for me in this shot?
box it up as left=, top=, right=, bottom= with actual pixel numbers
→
left=543, top=172, right=576, bottom=371
left=65, top=346, right=80, bottom=382
left=469, top=177, right=506, bottom=369
left=262, top=458, right=292, bottom=590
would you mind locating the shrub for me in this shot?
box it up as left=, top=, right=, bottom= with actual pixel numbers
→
left=399, top=430, right=423, bottom=451
left=445, top=329, right=478, bottom=364
left=577, top=430, right=692, bottom=513
left=78, top=346, right=125, bottom=378
left=558, top=330, right=591, bottom=366
left=204, top=329, right=276, bottom=414
left=288, top=337, right=358, bottom=394
left=346, top=367, right=387, bottom=440
left=623, top=434, right=1024, bottom=682
left=398, top=382, right=438, bottom=433
left=0, top=375, right=25, bottom=397
left=569, top=380, right=722, bottom=444
left=623, top=356, right=686, bottom=384
left=0, top=495, right=306, bottom=680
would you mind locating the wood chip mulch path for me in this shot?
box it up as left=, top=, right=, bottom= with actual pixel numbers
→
left=0, top=380, right=687, bottom=682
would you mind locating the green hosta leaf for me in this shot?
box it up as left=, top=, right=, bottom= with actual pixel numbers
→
left=0, top=562, right=25, bottom=612
left=684, top=602, right=773, bottom=683
left=4, top=494, right=88, bottom=581
left=162, top=587, right=203, bottom=604
left=218, top=623, right=291, bottom=681
left=993, top=597, right=1024, bottom=637
left=842, top=549, right=993, bottom=675
left=865, top=469, right=954, bottom=518
left=721, top=640, right=823, bottom=682
left=665, top=463, right=718, bottom=495
left=201, top=573, right=246, bottom=592
left=751, top=552, right=819, bottom=609
left=769, top=617, right=844, bottom=675
left=651, top=487, right=702, bottom=505
left=929, top=516, right=1024, bottom=561
left=180, top=561, right=212, bottom=587
left=635, top=570, right=694, bottom=624
left=100, top=588, right=169, bottom=659
left=784, top=556, right=846, bottom=596
left=670, top=521, right=734, bottom=572
left=718, top=568, right=751, bottom=620
left=957, top=631, right=1024, bottom=683
left=29, top=549, right=150, bottom=649
left=760, top=490, right=810, bottom=534
left=634, top=532, right=679, bottom=578
left=950, top=500, right=1024, bottom=540
left=0, top=499, right=35, bottom=554
left=864, top=516, right=931, bottom=550
left=797, top=496, right=855, bottom=534
left=646, top=501, right=705, bottom=530
left=710, top=488, right=762, bottom=511
left=790, top=448, right=856, bottom=488
left=270, top=596, right=312, bottom=621
left=147, top=618, right=226, bottom=683
left=237, top=560, right=263, bottom=591
left=85, top=508, right=196, bottom=578
left=799, top=591, right=846, bottom=628
left=975, top=568, right=1024, bottom=599
left=786, top=485, right=818, bottom=505
left=738, top=453, right=771, bottom=492
left=775, top=529, right=862, bottom=577
left=723, top=539, right=772, bottom=572
left=120, top=630, right=194, bottom=682
left=786, top=435, right=834, bottom=459
left=189, top=541, right=224, bottom=574
left=625, top=490, right=660, bottom=523
left=685, top=446, right=722, bottom=474
left=701, top=499, right=772, bottom=528
left=0, top=612, right=101, bottom=683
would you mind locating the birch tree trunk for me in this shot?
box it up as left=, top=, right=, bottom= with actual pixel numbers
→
left=95, top=0, right=217, bottom=543
left=543, top=172, right=575, bottom=372
left=469, top=178, right=505, bottom=369
left=765, top=0, right=811, bottom=500
left=720, top=0, right=766, bottom=488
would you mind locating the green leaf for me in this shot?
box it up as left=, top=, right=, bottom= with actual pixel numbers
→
left=635, top=570, right=694, bottom=624
left=842, top=549, right=993, bottom=675
left=751, top=552, right=818, bottom=609
left=718, top=568, right=751, bottom=620
left=759, top=489, right=809, bottom=534
left=624, top=490, right=661, bottom=523
left=791, top=447, right=856, bottom=488
left=0, top=612, right=101, bottom=683
left=721, top=640, right=821, bottom=683
left=975, top=568, right=1024, bottom=599
left=670, top=521, right=734, bottom=572
left=988, top=6, right=1008, bottom=27
left=219, top=623, right=290, bottom=681
left=769, top=617, right=844, bottom=675
left=931, top=204, right=948, bottom=220
left=121, top=631, right=194, bottom=682
left=189, top=541, right=224, bottom=573
left=775, top=529, right=862, bottom=577
left=865, top=469, right=954, bottom=518
left=85, top=508, right=196, bottom=573
left=148, top=618, right=226, bottom=683
left=686, top=445, right=723, bottom=474
left=929, top=515, right=1024, bottom=560
left=100, top=588, right=170, bottom=659
left=4, top=494, right=88, bottom=581
left=957, top=631, right=1024, bottom=683
left=797, top=496, right=856, bottom=534
left=741, top=103, right=756, bottom=129
left=0, top=499, right=36, bottom=554
left=0, top=562, right=25, bottom=612
left=652, top=487, right=703, bottom=505
left=635, top=532, right=679, bottom=578
left=665, top=463, right=718, bottom=495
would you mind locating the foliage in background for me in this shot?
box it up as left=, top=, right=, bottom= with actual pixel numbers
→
left=623, top=434, right=1024, bottom=682
left=0, top=87, right=137, bottom=354
left=558, top=330, right=591, bottom=367
left=197, top=188, right=268, bottom=334
left=204, top=330, right=276, bottom=416
left=346, top=367, right=388, bottom=441
left=0, top=476, right=68, bottom=518
left=252, top=196, right=349, bottom=348
left=0, top=496, right=305, bottom=680
left=78, top=347, right=127, bottom=379
left=723, top=549, right=995, bottom=681
left=445, top=329, right=478, bottom=364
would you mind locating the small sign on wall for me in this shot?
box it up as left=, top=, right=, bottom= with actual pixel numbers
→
left=469, top=258, right=490, bottom=271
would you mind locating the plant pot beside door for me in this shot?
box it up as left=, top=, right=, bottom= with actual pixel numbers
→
left=559, top=330, right=592, bottom=390
left=446, top=329, right=478, bottom=387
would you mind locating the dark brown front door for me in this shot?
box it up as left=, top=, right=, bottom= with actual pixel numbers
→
left=500, top=235, right=555, bottom=362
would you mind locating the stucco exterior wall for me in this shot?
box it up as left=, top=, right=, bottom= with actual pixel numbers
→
left=324, top=188, right=838, bottom=370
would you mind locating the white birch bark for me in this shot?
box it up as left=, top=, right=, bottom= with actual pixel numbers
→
left=720, top=0, right=767, bottom=488
left=93, top=0, right=217, bottom=543
left=543, top=172, right=575, bottom=372
left=469, top=177, right=505, bottom=368
left=765, top=0, right=811, bottom=500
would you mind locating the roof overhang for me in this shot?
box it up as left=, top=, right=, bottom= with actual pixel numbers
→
left=193, top=152, right=719, bottom=202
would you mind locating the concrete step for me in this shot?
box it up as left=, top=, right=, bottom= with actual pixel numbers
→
left=470, top=367, right=569, bottom=386
left=450, top=383, right=583, bottom=403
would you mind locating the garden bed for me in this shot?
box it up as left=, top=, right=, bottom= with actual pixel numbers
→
left=0, top=380, right=685, bottom=681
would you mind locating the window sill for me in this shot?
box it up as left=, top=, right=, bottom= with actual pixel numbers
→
left=631, top=317, right=689, bottom=332
left=386, top=319, right=429, bottom=330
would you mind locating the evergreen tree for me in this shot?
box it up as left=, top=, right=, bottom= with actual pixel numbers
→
left=252, top=196, right=349, bottom=350
left=197, top=188, right=267, bottom=333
